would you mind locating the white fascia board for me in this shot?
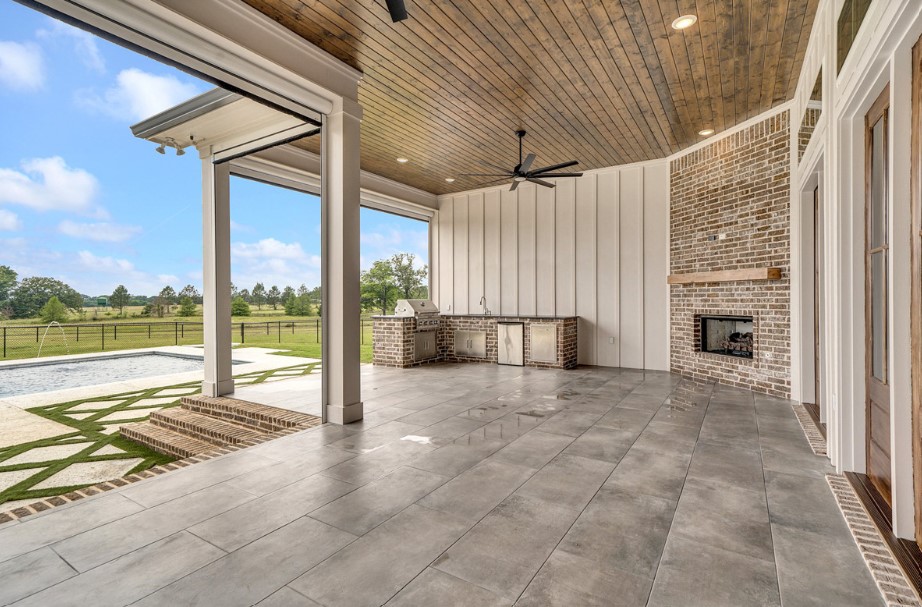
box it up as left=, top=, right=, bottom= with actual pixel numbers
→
left=211, top=124, right=318, bottom=163
left=232, top=145, right=436, bottom=219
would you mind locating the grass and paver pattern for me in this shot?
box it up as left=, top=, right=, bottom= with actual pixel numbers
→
left=0, top=361, right=320, bottom=508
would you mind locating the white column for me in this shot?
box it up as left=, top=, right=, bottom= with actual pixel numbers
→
left=889, top=51, right=914, bottom=539
left=201, top=154, right=234, bottom=397
left=322, top=100, right=363, bottom=424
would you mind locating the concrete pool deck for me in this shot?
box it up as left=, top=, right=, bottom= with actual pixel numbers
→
left=0, top=348, right=321, bottom=513
left=0, top=346, right=320, bottom=409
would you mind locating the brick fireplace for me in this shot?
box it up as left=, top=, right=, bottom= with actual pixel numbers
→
left=669, top=111, right=791, bottom=398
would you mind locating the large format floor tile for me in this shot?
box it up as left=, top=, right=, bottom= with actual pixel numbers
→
left=0, top=364, right=884, bottom=606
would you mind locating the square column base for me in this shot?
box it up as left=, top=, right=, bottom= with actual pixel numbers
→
left=201, top=378, right=235, bottom=397
left=326, top=401, right=364, bottom=425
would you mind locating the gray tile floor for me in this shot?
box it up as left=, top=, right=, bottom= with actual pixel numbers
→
left=0, top=364, right=884, bottom=606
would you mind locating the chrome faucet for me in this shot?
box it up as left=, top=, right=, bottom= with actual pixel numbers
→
left=479, top=296, right=489, bottom=315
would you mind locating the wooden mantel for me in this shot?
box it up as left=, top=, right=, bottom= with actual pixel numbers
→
left=667, top=267, right=782, bottom=285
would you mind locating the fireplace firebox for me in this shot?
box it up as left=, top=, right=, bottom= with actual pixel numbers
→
left=699, top=315, right=754, bottom=359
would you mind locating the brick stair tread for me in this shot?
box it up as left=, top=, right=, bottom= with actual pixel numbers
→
left=151, top=408, right=268, bottom=445
left=180, top=395, right=320, bottom=431
left=120, top=422, right=214, bottom=459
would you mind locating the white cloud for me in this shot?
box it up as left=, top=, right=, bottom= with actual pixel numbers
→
left=0, top=157, right=101, bottom=215
left=0, top=40, right=44, bottom=91
left=359, top=226, right=429, bottom=271
left=36, top=21, right=104, bottom=73
left=0, top=210, right=21, bottom=231
left=74, top=251, right=176, bottom=294
left=76, top=68, right=200, bottom=122
left=77, top=250, right=134, bottom=272
left=231, top=238, right=321, bottom=291
left=59, top=220, right=141, bottom=242
left=232, top=238, right=311, bottom=261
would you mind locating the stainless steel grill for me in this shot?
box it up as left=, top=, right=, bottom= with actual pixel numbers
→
left=394, top=299, right=440, bottom=330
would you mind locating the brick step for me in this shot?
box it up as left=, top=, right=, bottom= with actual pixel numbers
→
left=120, top=422, right=215, bottom=459
left=180, top=395, right=320, bottom=432
left=149, top=408, right=267, bottom=446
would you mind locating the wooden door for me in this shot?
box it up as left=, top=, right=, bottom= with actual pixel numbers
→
left=866, top=85, right=891, bottom=504
left=814, top=186, right=822, bottom=412
left=911, top=36, right=922, bottom=548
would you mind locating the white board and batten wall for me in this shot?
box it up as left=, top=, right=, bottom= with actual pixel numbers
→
left=433, top=161, right=670, bottom=371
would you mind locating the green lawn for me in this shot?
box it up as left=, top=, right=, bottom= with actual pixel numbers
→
left=1, top=313, right=375, bottom=363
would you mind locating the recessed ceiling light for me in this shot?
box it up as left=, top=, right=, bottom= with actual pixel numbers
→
left=445, top=177, right=455, bottom=183
left=698, top=128, right=715, bottom=136
left=672, top=15, right=697, bottom=30
left=396, top=157, right=408, bottom=163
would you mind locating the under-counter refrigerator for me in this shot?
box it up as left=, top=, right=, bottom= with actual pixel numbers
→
left=497, top=322, right=524, bottom=366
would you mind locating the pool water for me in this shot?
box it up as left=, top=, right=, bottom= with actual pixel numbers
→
left=0, top=353, right=209, bottom=398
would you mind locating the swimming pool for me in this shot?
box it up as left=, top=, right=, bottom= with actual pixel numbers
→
left=0, top=352, right=216, bottom=398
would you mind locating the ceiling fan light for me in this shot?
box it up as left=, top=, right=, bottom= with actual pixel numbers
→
left=672, top=15, right=697, bottom=30
left=513, top=176, right=526, bottom=182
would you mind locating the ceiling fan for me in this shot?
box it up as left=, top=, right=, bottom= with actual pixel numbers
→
left=462, top=130, right=583, bottom=191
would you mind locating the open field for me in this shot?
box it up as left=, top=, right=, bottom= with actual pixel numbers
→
left=2, top=305, right=333, bottom=326
left=0, top=317, right=375, bottom=363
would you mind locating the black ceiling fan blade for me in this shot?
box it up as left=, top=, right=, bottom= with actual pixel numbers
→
left=385, top=0, right=408, bottom=22
left=519, top=153, right=536, bottom=174
left=510, top=180, right=521, bottom=191
left=526, top=177, right=556, bottom=188
left=533, top=172, right=583, bottom=178
left=529, top=160, right=579, bottom=175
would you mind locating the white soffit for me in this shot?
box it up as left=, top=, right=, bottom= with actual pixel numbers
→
left=130, top=89, right=313, bottom=158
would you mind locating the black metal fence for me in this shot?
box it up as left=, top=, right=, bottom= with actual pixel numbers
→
left=0, top=319, right=374, bottom=360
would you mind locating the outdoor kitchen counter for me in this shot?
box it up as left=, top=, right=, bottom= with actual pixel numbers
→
left=438, top=314, right=579, bottom=320
left=372, top=314, right=578, bottom=369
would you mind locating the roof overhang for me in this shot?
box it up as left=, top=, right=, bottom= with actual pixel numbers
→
left=130, top=87, right=318, bottom=161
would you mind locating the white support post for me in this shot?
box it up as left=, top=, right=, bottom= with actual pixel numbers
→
left=889, top=50, right=915, bottom=540
left=201, top=154, right=235, bottom=397
left=322, top=100, right=363, bottom=424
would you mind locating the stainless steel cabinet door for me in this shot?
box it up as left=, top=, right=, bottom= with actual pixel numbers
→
left=529, top=324, right=557, bottom=363
left=414, top=332, right=437, bottom=361
left=454, top=330, right=487, bottom=358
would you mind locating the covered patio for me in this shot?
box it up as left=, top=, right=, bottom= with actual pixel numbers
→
left=0, top=364, right=882, bottom=606
left=5, top=0, right=922, bottom=604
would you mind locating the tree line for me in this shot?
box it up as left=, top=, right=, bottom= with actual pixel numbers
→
left=0, top=252, right=428, bottom=322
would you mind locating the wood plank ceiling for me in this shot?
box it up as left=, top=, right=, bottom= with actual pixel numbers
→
left=243, top=0, right=819, bottom=196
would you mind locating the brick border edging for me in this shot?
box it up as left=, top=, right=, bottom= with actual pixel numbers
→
left=0, top=418, right=321, bottom=526
left=826, top=474, right=922, bottom=607
left=792, top=403, right=827, bottom=456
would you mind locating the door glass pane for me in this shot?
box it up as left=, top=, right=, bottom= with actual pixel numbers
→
left=872, top=250, right=887, bottom=381
left=871, top=119, right=887, bottom=249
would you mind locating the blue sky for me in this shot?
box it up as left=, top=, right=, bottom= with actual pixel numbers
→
left=0, top=0, right=428, bottom=297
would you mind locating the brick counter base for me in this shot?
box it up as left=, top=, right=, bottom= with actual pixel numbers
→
left=373, top=315, right=578, bottom=370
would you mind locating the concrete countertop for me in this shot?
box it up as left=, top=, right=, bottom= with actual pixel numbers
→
left=372, top=314, right=579, bottom=320
left=438, top=314, right=578, bottom=320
